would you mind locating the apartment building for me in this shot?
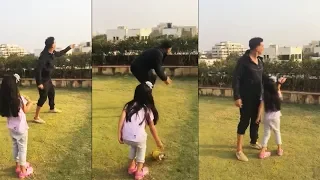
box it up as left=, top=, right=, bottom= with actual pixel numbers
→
left=106, top=23, right=197, bottom=42
left=73, top=42, right=92, bottom=53
left=303, top=41, right=320, bottom=53
left=106, top=26, right=152, bottom=42
left=211, top=41, right=246, bottom=60
left=152, top=23, right=197, bottom=38
left=263, top=44, right=302, bottom=62
left=0, top=44, right=29, bottom=58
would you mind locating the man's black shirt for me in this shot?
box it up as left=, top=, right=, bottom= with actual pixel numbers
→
left=35, top=46, right=71, bottom=85
left=232, top=50, right=264, bottom=100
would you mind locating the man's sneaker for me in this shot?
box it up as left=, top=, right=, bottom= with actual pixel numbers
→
left=49, top=109, right=62, bottom=113
left=236, top=151, right=249, bottom=162
left=250, top=143, right=262, bottom=150
left=34, top=118, right=45, bottom=124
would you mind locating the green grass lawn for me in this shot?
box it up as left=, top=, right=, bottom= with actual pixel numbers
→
left=199, top=96, right=320, bottom=180
left=92, top=76, right=198, bottom=180
left=0, top=88, right=91, bottom=180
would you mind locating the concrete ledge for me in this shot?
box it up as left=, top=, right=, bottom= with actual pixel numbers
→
left=199, top=87, right=320, bottom=105
left=0, top=78, right=92, bottom=88
left=93, top=66, right=198, bottom=77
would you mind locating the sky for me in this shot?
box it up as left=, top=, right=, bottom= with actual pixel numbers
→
left=92, top=0, right=198, bottom=34
left=0, top=0, right=91, bottom=53
left=199, top=0, right=320, bottom=51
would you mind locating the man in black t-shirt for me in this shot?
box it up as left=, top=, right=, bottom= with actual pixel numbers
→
left=232, top=37, right=265, bottom=161
left=130, top=40, right=172, bottom=86
left=34, top=37, right=75, bottom=124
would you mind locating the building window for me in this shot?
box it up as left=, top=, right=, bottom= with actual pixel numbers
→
left=116, top=37, right=119, bottom=40
left=113, top=37, right=116, bottom=41
left=298, top=54, right=302, bottom=59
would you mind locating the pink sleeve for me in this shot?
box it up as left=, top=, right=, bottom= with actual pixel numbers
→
left=21, top=96, right=28, bottom=105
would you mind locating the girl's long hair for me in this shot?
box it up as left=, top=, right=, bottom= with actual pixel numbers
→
left=124, top=83, right=159, bottom=125
left=262, top=74, right=281, bottom=112
left=0, top=75, right=21, bottom=117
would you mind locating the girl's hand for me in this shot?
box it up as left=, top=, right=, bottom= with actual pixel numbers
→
left=156, top=140, right=164, bottom=150
left=255, top=114, right=262, bottom=124
left=255, top=118, right=261, bottom=124
left=118, top=136, right=124, bottom=144
left=278, top=77, right=287, bottom=84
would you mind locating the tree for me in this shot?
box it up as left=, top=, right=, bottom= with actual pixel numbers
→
left=226, top=53, right=241, bottom=62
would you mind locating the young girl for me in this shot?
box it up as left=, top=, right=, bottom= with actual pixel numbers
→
left=0, top=74, right=34, bottom=179
left=257, top=75, right=286, bottom=159
left=118, top=81, right=163, bottom=180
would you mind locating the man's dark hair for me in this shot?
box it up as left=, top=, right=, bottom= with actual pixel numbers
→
left=249, top=37, right=263, bottom=50
left=45, top=37, right=55, bottom=49
left=159, top=40, right=172, bottom=49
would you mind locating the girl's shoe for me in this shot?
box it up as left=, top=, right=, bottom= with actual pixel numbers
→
left=15, top=162, right=31, bottom=174
left=135, top=167, right=149, bottom=180
left=18, top=166, right=33, bottom=179
left=128, top=166, right=137, bottom=175
left=277, top=149, right=284, bottom=156
left=259, top=151, right=271, bottom=159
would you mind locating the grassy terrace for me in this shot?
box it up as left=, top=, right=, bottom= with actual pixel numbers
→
left=92, top=76, right=198, bottom=180
left=0, top=88, right=91, bottom=180
left=199, top=96, right=320, bottom=180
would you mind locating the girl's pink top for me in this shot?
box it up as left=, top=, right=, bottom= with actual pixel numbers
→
left=7, top=96, right=29, bottom=134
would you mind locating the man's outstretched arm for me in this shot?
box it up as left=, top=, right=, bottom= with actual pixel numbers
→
left=54, top=45, right=73, bottom=57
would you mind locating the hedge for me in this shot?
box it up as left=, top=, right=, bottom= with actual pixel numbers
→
left=199, top=59, right=320, bottom=92
left=0, top=53, right=91, bottom=79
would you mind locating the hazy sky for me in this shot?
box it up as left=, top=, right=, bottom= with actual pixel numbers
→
left=0, top=0, right=91, bottom=53
left=200, top=0, right=320, bottom=51
left=92, top=0, right=198, bottom=34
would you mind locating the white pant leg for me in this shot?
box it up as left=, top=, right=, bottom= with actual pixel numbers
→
left=270, top=118, right=282, bottom=145
left=124, top=140, right=137, bottom=160
left=261, top=118, right=272, bottom=147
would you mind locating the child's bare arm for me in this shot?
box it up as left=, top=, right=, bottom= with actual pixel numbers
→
left=148, top=120, right=163, bottom=149
left=277, top=79, right=284, bottom=100
left=22, top=96, right=33, bottom=113
left=117, top=110, right=126, bottom=144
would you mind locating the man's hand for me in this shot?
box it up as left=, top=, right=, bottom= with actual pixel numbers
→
left=38, top=84, right=44, bottom=90
left=69, top=44, right=76, bottom=49
left=234, top=99, right=242, bottom=108
left=164, top=77, right=172, bottom=85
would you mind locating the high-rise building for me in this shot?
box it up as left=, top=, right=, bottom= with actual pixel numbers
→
left=0, top=44, right=29, bottom=58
